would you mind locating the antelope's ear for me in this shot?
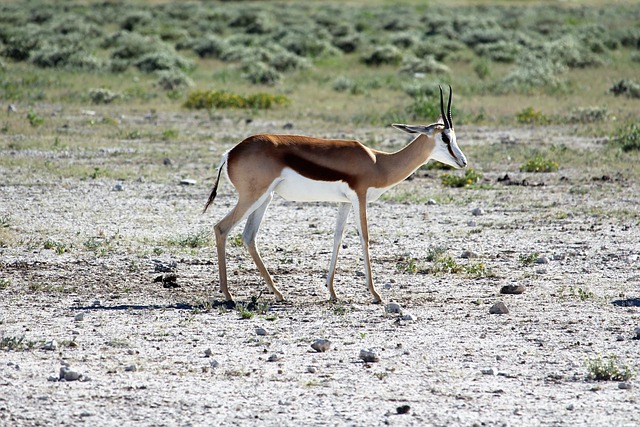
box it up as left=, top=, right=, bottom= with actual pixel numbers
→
left=391, top=124, right=418, bottom=134
left=436, top=116, right=445, bottom=126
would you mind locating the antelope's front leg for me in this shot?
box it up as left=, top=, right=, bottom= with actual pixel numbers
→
left=353, top=197, right=382, bottom=304
left=326, top=202, right=351, bottom=302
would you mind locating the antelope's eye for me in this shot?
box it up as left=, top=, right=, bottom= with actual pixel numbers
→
left=441, top=133, right=450, bottom=144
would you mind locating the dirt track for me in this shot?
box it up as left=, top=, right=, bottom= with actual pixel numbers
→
left=1, top=120, right=639, bottom=426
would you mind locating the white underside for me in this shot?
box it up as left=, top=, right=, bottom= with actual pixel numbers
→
left=272, top=168, right=391, bottom=203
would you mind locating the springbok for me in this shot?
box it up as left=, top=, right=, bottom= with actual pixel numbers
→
left=204, top=86, right=467, bottom=304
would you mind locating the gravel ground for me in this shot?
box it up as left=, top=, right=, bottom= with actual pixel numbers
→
left=1, top=118, right=639, bottom=426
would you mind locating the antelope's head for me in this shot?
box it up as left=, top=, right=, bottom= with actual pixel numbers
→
left=392, top=85, right=467, bottom=169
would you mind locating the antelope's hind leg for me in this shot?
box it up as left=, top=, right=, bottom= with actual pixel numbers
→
left=242, top=194, right=284, bottom=301
left=326, top=202, right=351, bottom=302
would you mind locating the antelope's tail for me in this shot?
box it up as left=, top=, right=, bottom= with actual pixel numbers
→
left=203, top=158, right=226, bottom=214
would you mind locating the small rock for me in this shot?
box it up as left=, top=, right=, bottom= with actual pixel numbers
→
left=255, top=327, right=267, bottom=336
left=163, top=158, right=173, bottom=166
left=500, top=284, right=525, bottom=295
left=43, top=340, right=58, bottom=351
left=618, top=382, right=633, bottom=390
left=467, top=220, right=477, bottom=227
left=204, top=348, right=213, bottom=357
left=311, top=339, right=331, bottom=353
left=385, top=302, right=402, bottom=314
left=112, top=183, right=124, bottom=192
left=210, top=359, right=219, bottom=369
left=396, top=405, right=411, bottom=415
left=471, top=207, right=485, bottom=216
left=306, top=366, right=317, bottom=373
left=8, top=104, right=17, bottom=113
left=633, top=327, right=640, bottom=339
left=536, top=268, right=547, bottom=275
left=92, top=300, right=101, bottom=307
left=267, top=354, right=280, bottom=362
left=427, top=199, right=437, bottom=205
left=124, top=364, right=137, bottom=372
left=401, top=314, right=414, bottom=321
left=60, top=367, right=81, bottom=381
left=566, top=404, right=575, bottom=411
left=283, top=123, right=294, bottom=130
left=461, top=250, right=478, bottom=259
left=74, top=313, right=85, bottom=321
left=359, top=349, right=380, bottom=363
left=481, top=367, right=498, bottom=375
left=179, top=179, right=197, bottom=186
left=47, top=375, right=58, bottom=382
left=153, top=260, right=177, bottom=273
left=535, top=256, right=549, bottom=264
left=489, top=302, right=509, bottom=314
left=383, top=283, right=392, bottom=290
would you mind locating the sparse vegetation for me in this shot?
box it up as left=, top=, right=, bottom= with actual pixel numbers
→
left=184, top=90, right=289, bottom=110
left=586, top=354, right=635, bottom=381
left=611, top=123, right=640, bottom=152
left=520, top=156, right=559, bottom=173
left=441, top=168, right=482, bottom=188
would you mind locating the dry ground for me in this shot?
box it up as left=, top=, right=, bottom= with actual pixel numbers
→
left=1, top=110, right=639, bottom=426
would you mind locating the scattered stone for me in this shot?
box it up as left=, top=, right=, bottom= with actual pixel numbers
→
left=204, top=348, right=213, bottom=357
left=359, top=349, right=380, bottom=363
left=43, top=340, right=58, bottom=351
left=536, top=268, right=547, bottom=275
left=7, top=104, right=17, bottom=113
left=481, top=367, right=498, bottom=375
left=283, top=123, right=294, bottom=130
left=255, top=327, right=267, bottom=336
left=153, top=260, right=177, bottom=273
left=163, top=158, right=173, bottom=166
left=92, top=300, right=101, bottom=307
left=535, top=256, right=549, bottom=264
left=112, top=183, right=124, bottom=192
left=210, top=359, right=219, bottom=369
left=427, top=199, right=437, bottom=205
left=47, top=375, right=58, bottom=382
left=179, top=179, right=197, bottom=186
left=396, top=405, right=411, bottom=415
left=60, top=367, right=81, bottom=381
left=74, top=313, right=85, bottom=321
left=401, top=314, right=414, bottom=321
left=153, top=273, right=179, bottom=288
left=311, top=339, right=331, bottom=353
left=618, top=382, right=633, bottom=390
left=306, top=366, right=317, bottom=373
left=467, top=220, right=477, bottom=227
left=125, top=364, right=137, bottom=372
left=383, top=283, right=393, bottom=290
left=267, top=354, right=280, bottom=362
left=634, top=327, right=640, bottom=340
left=385, top=302, right=402, bottom=314
left=471, top=207, right=485, bottom=216
left=500, top=284, right=526, bottom=295
left=489, top=302, right=509, bottom=315
left=461, top=250, right=478, bottom=259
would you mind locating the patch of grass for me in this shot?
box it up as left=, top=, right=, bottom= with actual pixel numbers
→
left=184, top=90, right=290, bottom=110
left=610, top=123, right=640, bottom=152
left=520, top=156, right=559, bottom=173
left=441, top=168, right=482, bottom=188
left=26, top=109, right=44, bottom=127
left=396, top=256, right=419, bottom=274
left=229, top=233, right=243, bottom=248
left=170, top=230, right=210, bottom=248
left=518, top=252, right=539, bottom=266
left=0, top=215, right=11, bottom=228
left=586, top=354, right=635, bottom=381
left=43, top=239, right=68, bottom=255
left=0, top=335, right=41, bottom=351
left=515, top=107, right=549, bottom=125
left=236, top=293, right=270, bottom=320
left=161, top=129, right=179, bottom=140
left=0, top=278, right=11, bottom=290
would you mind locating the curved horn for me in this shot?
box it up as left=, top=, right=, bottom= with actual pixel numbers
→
left=439, top=85, right=450, bottom=129
left=447, top=85, right=453, bottom=129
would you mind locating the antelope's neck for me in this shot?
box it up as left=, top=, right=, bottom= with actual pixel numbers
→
left=376, top=134, right=434, bottom=187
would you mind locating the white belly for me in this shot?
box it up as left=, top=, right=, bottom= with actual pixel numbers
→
left=274, top=168, right=352, bottom=202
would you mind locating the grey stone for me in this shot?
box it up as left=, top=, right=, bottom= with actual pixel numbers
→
left=268, top=354, right=280, bottom=362
left=255, top=327, right=267, bottom=336
left=535, top=256, right=549, bottom=264
left=311, top=339, right=331, bottom=353
left=500, top=284, right=525, bottom=295
left=489, top=302, right=509, bottom=314
left=179, top=179, right=197, bottom=186
left=385, top=302, right=402, bottom=314
left=60, top=367, right=81, bottom=381
left=74, top=313, right=85, bottom=321
left=467, top=220, right=477, bottom=227
left=43, top=340, right=58, bottom=351
left=204, top=348, right=213, bottom=357
left=461, top=250, right=478, bottom=259
left=427, top=199, right=437, bottom=205
left=401, top=314, right=414, bottom=321
left=210, top=360, right=219, bottom=369
left=481, top=367, right=498, bottom=375
left=471, top=208, right=485, bottom=216
left=306, top=366, right=317, bottom=373
left=359, top=349, right=380, bottom=363
left=618, top=382, right=633, bottom=390
left=125, top=365, right=137, bottom=372
left=112, top=183, right=124, bottom=192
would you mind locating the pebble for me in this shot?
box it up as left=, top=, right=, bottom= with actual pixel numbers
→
left=500, top=284, right=525, bottom=295
left=43, top=340, right=58, bottom=351
left=618, top=382, right=633, bottom=390
left=536, top=268, right=547, bottom=275
left=481, top=367, right=498, bottom=375
left=267, top=354, right=280, bottom=362
left=255, top=327, right=267, bottom=336
left=311, top=339, right=331, bottom=353
left=401, top=314, right=414, bottom=321
left=396, top=405, right=411, bottom=415
left=427, top=199, right=437, bottom=205
left=74, top=313, right=85, bottom=321
left=125, top=364, right=137, bottom=372
left=634, top=327, right=640, bottom=339
left=60, top=367, right=81, bottom=381
left=467, top=220, right=477, bottom=227
left=535, top=256, right=549, bottom=264
left=7, top=104, right=17, bottom=113
left=210, top=359, right=220, bottom=369
left=112, top=183, right=124, bottom=192
left=153, top=260, right=177, bottom=273
left=306, top=366, right=317, bottom=373
left=92, top=300, right=102, bottom=307
left=385, top=302, right=402, bottom=314
left=204, top=348, right=213, bottom=357
left=179, top=179, right=197, bottom=186
left=359, top=349, right=380, bottom=363
left=461, top=250, right=478, bottom=259
left=489, top=302, right=509, bottom=314
left=471, top=207, right=485, bottom=216
left=383, top=283, right=393, bottom=290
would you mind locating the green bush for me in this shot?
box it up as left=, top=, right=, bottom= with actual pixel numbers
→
left=520, top=155, right=559, bottom=173
left=515, top=107, right=549, bottom=125
left=184, top=90, right=290, bottom=110
left=240, top=61, right=281, bottom=85
left=441, top=168, right=482, bottom=187
left=156, top=69, right=193, bottom=91
left=89, top=88, right=120, bottom=104
left=400, top=55, right=449, bottom=75
left=361, top=44, right=402, bottom=66
left=567, top=106, right=609, bottom=124
left=609, top=79, right=640, bottom=99
left=586, top=354, right=635, bottom=381
left=134, top=51, right=192, bottom=73
left=610, top=123, right=640, bottom=152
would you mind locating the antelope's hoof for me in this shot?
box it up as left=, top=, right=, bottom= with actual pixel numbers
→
left=223, top=300, right=236, bottom=309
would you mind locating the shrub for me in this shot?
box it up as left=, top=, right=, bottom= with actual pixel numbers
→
left=332, top=76, right=355, bottom=93
left=361, top=44, right=402, bottom=66
left=30, top=46, right=102, bottom=71
left=515, top=107, right=549, bottom=125
left=240, top=61, right=281, bottom=85
left=586, top=354, right=635, bottom=381
left=400, top=55, right=449, bottom=75
left=89, top=88, right=120, bottom=104
left=610, top=123, right=640, bottom=152
left=520, top=155, right=559, bottom=173
left=441, top=168, right=482, bottom=187
left=192, top=35, right=228, bottom=59
left=183, top=90, right=290, bottom=110
left=405, top=95, right=441, bottom=121
left=474, top=41, right=520, bottom=63
left=156, top=69, right=193, bottom=91
left=500, top=51, right=566, bottom=93
left=473, top=58, right=491, bottom=79
left=134, top=51, right=192, bottom=73
left=609, top=79, right=640, bottom=99
left=567, top=106, right=609, bottom=124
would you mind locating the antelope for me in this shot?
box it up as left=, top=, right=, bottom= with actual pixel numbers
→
left=204, top=86, right=467, bottom=304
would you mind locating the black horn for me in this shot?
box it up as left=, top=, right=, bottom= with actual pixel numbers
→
left=439, top=85, right=450, bottom=129
left=447, top=85, right=453, bottom=129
